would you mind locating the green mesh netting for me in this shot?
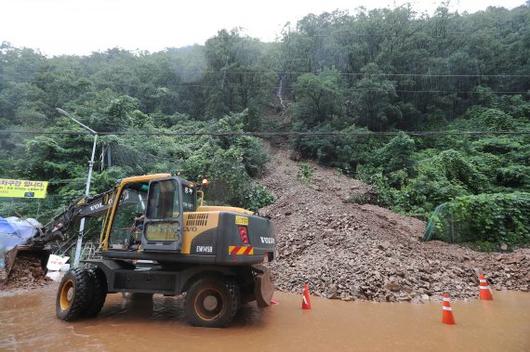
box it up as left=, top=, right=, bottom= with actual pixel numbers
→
left=423, top=203, right=441, bottom=242
left=423, top=202, right=473, bottom=243
left=423, top=202, right=462, bottom=242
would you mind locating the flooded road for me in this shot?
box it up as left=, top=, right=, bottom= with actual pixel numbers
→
left=1, top=284, right=529, bottom=352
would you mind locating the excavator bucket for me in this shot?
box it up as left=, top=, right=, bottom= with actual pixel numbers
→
left=1, top=216, right=51, bottom=288
left=1, top=245, right=50, bottom=287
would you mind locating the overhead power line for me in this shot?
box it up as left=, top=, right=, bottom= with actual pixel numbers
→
left=1, top=130, right=528, bottom=137
left=280, top=28, right=528, bottom=40
left=150, top=82, right=528, bottom=94
left=219, top=70, right=530, bottom=78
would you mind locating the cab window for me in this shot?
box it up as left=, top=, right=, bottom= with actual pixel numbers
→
left=147, top=179, right=180, bottom=219
left=182, top=184, right=196, bottom=211
left=144, top=179, right=181, bottom=242
left=109, top=183, right=148, bottom=249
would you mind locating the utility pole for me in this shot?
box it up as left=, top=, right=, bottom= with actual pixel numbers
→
left=56, top=108, right=98, bottom=267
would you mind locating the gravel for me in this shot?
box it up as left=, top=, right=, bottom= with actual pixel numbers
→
left=259, top=144, right=530, bottom=302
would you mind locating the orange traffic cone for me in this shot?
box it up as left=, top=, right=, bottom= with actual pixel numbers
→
left=302, top=283, right=311, bottom=310
left=441, top=293, right=455, bottom=325
left=479, top=274, right=494, bottom=300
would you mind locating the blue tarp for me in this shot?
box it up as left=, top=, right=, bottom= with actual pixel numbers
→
left=0, top=217, right=41, bottom=268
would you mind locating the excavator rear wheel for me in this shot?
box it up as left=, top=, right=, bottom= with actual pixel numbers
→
left=185, top=277, right=240, bottom=328
left=56, top=268, right=93, bottom=321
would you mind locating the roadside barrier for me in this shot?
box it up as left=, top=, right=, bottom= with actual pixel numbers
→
left=302, top=283, right=311, bottom=310
left=441, top=293, right=456, bottom=325
left=479, top=274, right=494, bottom=300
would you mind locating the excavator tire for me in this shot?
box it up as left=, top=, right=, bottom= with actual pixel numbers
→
left=185, top=277, right=240, bottom=328
left=84, top=268, right=107, bottom=318
left=56, top=268, right=93, bottom=321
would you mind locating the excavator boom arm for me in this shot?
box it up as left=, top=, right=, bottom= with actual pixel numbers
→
left=36, top=189, right=114, bottom=245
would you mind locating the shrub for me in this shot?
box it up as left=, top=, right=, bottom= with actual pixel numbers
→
left=245, top=184, right=275, bottom=212
left=372, top=132, right=416, bottom=176
left=297, top=162, right=313, bottom=183
left=496, top=165, right=530, bottom=188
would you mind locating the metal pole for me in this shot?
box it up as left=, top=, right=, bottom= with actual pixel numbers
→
left=73, top=133, right=97, bottom=266
left=56, top=108, right=98, bottom=267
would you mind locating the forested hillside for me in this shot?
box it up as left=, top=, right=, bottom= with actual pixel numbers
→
left=1, top=4, right=529, bottom=244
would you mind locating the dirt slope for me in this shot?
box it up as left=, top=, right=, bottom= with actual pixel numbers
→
left=259, top=144, right=529, bottom=302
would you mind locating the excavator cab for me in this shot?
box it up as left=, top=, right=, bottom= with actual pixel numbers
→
left=105, top=176, right=191, bottom=253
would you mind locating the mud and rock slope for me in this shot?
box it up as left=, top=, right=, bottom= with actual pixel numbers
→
left=259, top=144, right=530, bottom=302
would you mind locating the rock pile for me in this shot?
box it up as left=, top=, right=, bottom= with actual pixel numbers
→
left=259, top=145, right=530, bottom=302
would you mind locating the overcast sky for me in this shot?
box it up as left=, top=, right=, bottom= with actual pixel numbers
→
left=0, top=0, right=525, bottom=56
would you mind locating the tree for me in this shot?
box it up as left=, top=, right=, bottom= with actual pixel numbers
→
left=350, top=63, right=401, bottom=131
left=293, top=68, right=343, bottom=128
left=203, top=29, right=275, bottom=129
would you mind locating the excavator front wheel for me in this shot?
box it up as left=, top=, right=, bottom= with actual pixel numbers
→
left=83, top=268, right=108, bottom=317
left=56, top=268, right=92, bottom=321
left=59, top=279, right=74, bottom=310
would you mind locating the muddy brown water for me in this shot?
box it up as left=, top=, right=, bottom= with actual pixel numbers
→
left=1, top=284, right=529, bottom=352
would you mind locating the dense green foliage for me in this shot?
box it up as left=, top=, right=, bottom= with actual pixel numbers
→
left=0, top=29, right=277, bottom=217
left=426, top=193, right=530, bottom=249
left=357, top=105, right=530, bottom=215
left=281, top=4, right=530, bottom=226
left=0, top=3, right=529, bottom=246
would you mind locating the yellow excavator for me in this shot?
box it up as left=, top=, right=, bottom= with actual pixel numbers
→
left=41, top=173, right=275, bottom=327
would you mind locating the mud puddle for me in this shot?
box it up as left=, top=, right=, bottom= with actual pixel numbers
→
left=1, top=284, right=529, bottom=352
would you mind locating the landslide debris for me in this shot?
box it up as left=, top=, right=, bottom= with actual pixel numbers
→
left=259, top=144, right=530, bottom=302
left=1, top=256, right=50, bottom=291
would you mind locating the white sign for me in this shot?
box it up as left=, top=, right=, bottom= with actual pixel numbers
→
left=196, top=245, right=213, bottom=253
left=47, top=254, right=70, bottom=271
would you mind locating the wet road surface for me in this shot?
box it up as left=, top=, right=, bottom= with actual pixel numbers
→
left=1, top=284, right=529, bottom=352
